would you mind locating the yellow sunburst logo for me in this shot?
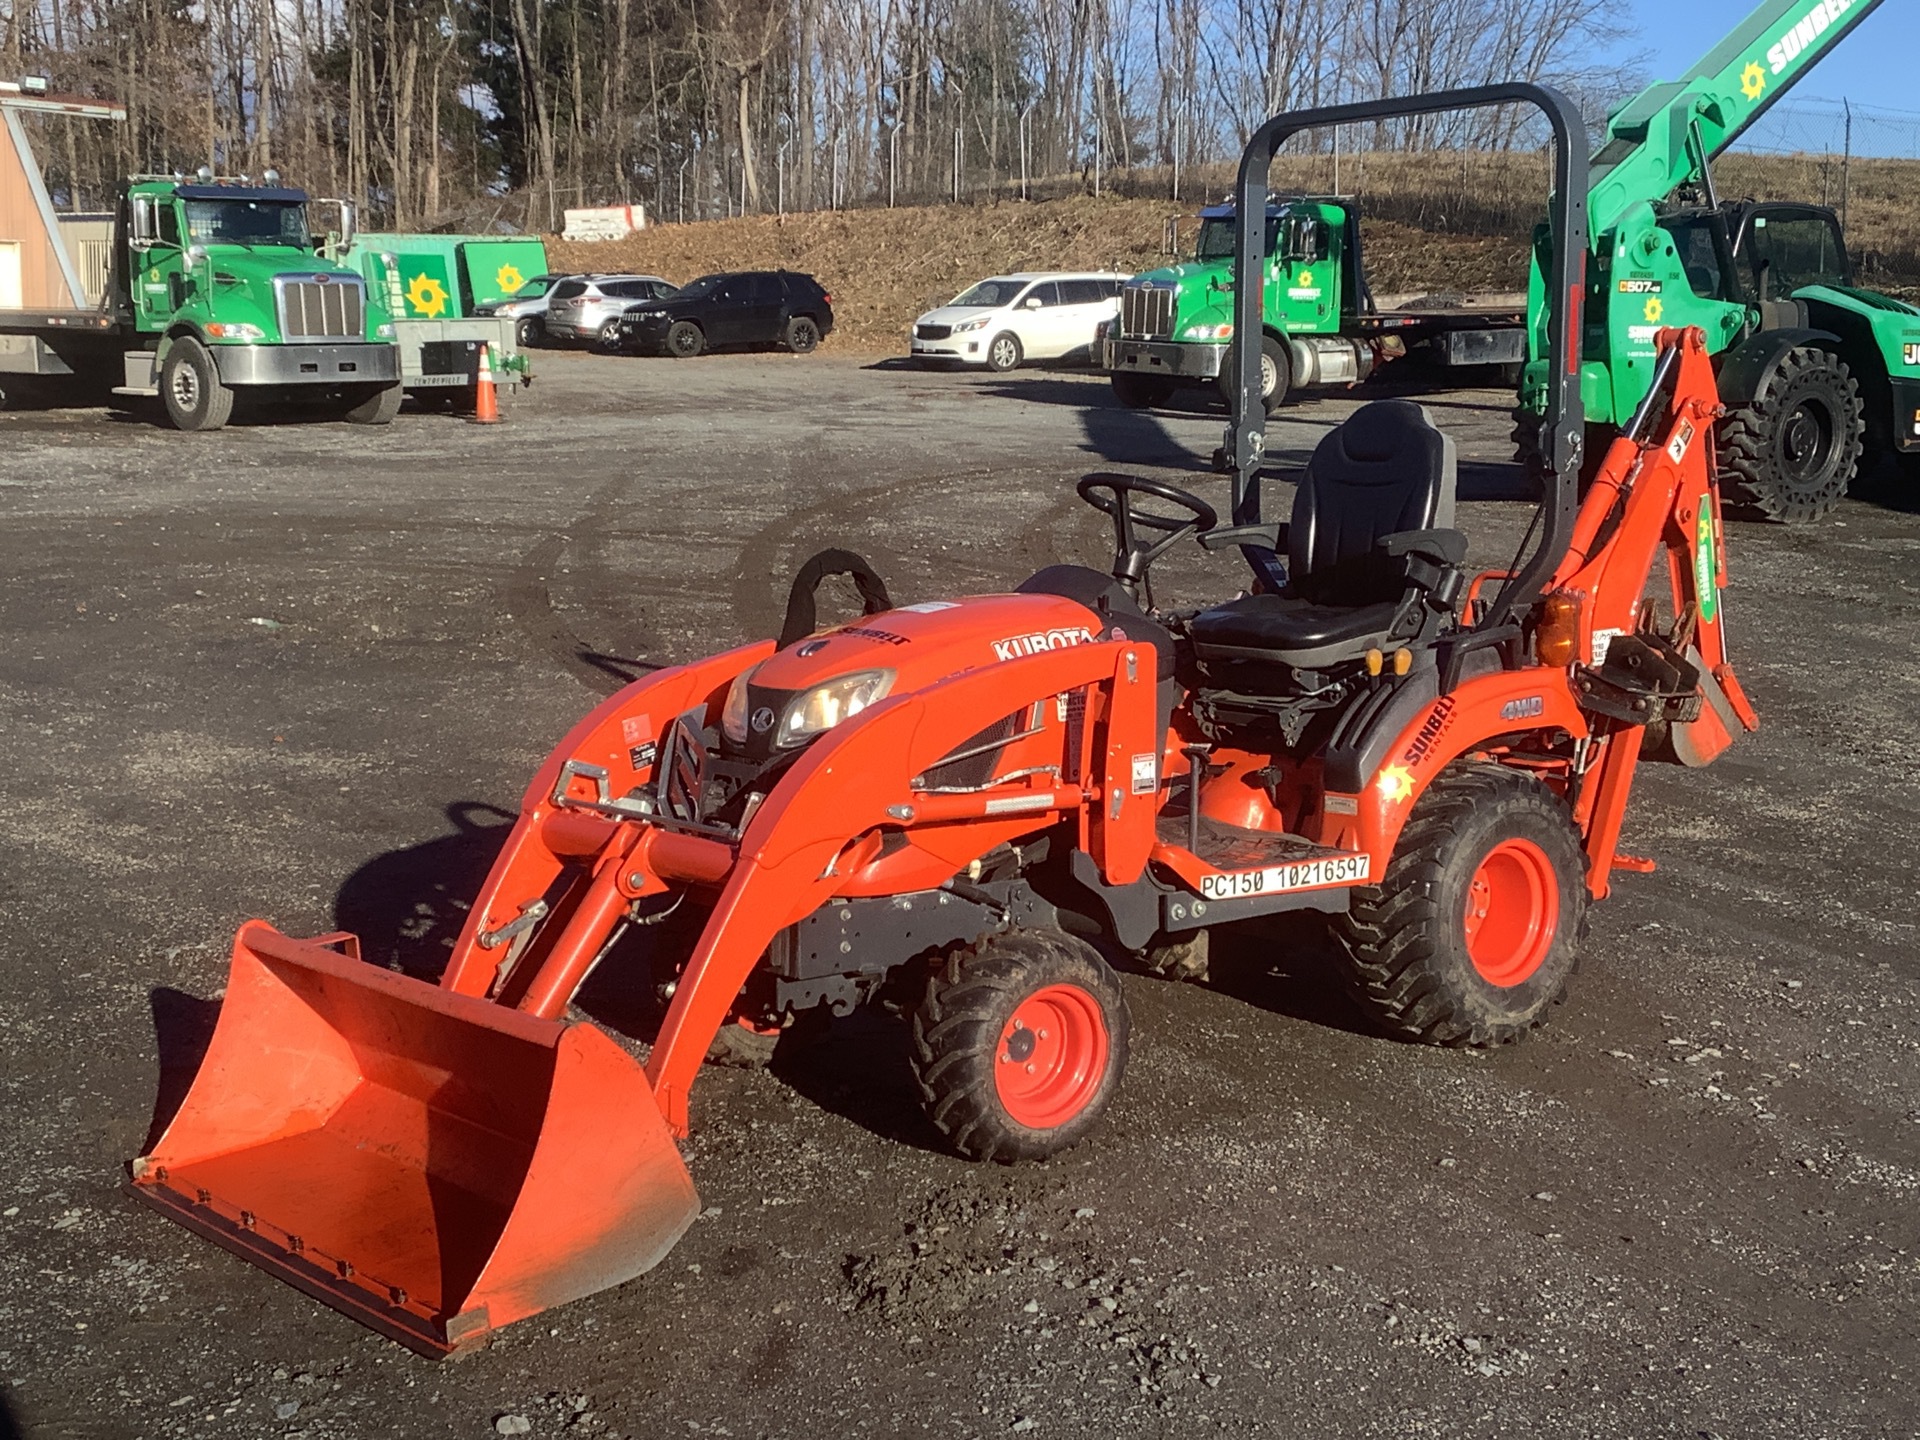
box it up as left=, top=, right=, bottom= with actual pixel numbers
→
left=1297, top=269, right=1314, bottom=287
left=1644, top=296, right=1664, bottom=325
left=1375, top=764, right=1416, bottom=806
left=406, top=272, right=450, bottom=318
left=495, top=263, right=526, bottom=294
left=1742, top=62, right=1766, bottom=101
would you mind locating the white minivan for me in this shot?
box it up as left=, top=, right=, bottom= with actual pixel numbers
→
left=911, top=272, right=1129, bottom=371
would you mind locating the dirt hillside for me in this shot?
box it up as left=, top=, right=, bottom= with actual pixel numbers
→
left=547, top=195, right=1522, bottom=353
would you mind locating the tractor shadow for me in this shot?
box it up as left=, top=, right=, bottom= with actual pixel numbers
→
left=1186, top=912, right=1380, bottom=1040
left=769, top=1006, right=951, bottom=1156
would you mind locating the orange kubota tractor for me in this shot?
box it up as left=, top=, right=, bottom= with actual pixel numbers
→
left=133, top=84, right=1756, bottom=1355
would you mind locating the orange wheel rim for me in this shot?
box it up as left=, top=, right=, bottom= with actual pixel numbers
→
left=993, top=984, right=1108, bottom=1130
left=1463, top=838, right=1559, bottom=986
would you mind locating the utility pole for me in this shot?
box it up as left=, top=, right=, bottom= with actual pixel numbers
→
left=952, top=126, right=962, bottom=203
left=1018, top=106, right=1031, bottom=200
left=889, top=126, right=899, bottom=208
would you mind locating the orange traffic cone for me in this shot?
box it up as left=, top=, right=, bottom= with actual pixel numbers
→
left=472, top=343, right=500, bottom=425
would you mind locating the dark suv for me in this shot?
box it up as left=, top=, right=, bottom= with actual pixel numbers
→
left=616, top=271, right=834, bottom=357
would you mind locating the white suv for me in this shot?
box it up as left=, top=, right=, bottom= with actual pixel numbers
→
left=546, top=274, right=678, bottom=347
left=911, top=272, right=1128, bottom=372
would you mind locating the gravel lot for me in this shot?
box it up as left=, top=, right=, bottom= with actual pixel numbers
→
left=1, top=350, right=1916, bottom=1439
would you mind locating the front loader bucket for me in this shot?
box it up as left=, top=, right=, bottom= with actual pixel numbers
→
left=131, top=922, right=698, bottom=1355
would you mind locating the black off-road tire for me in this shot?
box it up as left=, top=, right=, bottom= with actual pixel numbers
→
left=1140, top=930, right=1209, bottom=983
left=1111, top=372, right=1174, bottom=410
left=910, top=928, right=1129, bottom=1163
left=986, top=331, right=1023, bottom=373
left=160, top=338, right=235, bottom=432
left=667, top=320, right=705, bottom=359
left=1718, top=345, right=1863, bottom=524
left=1216, top=333, right=1287, bottom=416
left=1335, top=763, right=1587, bottom=1047
left=343, top=383, right=402, bottom=425
left=706, top=1017, right=784, bottom=1069
left=785, top=315, right=821, bottom=354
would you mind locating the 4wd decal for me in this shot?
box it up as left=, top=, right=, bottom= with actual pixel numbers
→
left=993, top=626, right=1094, bottom=662
left=1499, top=696, right=1545, bottom=722
left=1199, top=852, right=1369, bottom=900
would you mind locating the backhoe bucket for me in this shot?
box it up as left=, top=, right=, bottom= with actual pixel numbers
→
left=131, top=922, right=698, bottom=1355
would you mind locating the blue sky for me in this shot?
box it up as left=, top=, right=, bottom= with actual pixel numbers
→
left=1598, top=0, right=1915, bottom=114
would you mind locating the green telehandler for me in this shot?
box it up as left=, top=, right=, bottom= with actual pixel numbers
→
left=1515, top=0, right=1910, bottom=522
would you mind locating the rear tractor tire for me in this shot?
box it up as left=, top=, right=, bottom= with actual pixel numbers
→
left=911, top=928, right=1129, bottom=1163
left=160, top=338, right=235, bottom=432
left=1335, top=763, right=1587, bottom=1047
left=1718, top=345, right=1863, bottom=524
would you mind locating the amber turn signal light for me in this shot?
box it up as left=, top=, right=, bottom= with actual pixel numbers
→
left=1534, top=590, right=1584, bottom=667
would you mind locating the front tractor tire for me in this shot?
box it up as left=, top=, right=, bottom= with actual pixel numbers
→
left=1335, top=764, right=1587, bottom=1048
left=161, top=338, right=235, bottom=432
left=1718, top=345, right=1864, bottom=524
left=911, top=929, right=1130, bottom=1163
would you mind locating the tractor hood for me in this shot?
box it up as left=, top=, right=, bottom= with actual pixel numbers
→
left=722, top=592, right=1109, bottom=761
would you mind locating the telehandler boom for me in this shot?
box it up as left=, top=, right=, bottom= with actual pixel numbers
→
left=1516, top=0, right=1914, bottom=522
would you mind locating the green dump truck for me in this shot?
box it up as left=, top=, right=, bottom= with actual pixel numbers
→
left=1104, top=199, right=1527, bottom=415
left=0, top=89, right=400, bottom=430
left=335, top=234, right=542, bottom=403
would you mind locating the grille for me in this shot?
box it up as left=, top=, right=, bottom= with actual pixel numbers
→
left=1121, top=284, right=1174, bottom=340
left=277, top=275, right=366, bottom=341
left=915, top=323, right=952, bottom=341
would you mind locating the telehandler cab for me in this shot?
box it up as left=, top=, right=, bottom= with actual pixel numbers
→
left=134, top=84, right=1757, bottom=1356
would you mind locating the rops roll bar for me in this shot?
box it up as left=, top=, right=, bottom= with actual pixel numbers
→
left=1227, top=83, right=1590, bottom=633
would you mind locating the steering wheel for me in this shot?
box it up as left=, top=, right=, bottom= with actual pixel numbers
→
left=1076, top=473, right=1219, bottom=595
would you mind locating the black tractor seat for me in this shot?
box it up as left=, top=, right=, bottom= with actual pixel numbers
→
left=1189, top=399, right=1466, bottom=678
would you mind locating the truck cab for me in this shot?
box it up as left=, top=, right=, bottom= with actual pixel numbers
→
left=1107, top=197, right=1525, bottom=417
left=112, top=176, right=400, bottom=428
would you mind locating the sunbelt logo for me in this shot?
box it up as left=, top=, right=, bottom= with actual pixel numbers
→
left=1768, top=0, right=1855, bottom=76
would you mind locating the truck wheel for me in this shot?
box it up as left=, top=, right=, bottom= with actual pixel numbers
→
left=343, top=384, right=402, bottom=425
left=910, top=928, right=1129, bottom=1163
left=667, top=321, right=705, bottom=359
left=1718, top=346, right=1863, bottom=524
left=1335, top=763, right=1586, bottom=1048
left=1216, top=334, right=1287, bottom=415
left=986, top=332, right=1023, bottom=373
left=1110, top=372, right=1174, bottom=410
left=161, top=339, right=235, bottom=432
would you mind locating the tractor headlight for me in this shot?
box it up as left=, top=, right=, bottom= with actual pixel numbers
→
left=721, top=667, right=757, bottom=744
left=951, top=315, right=990, bottom=333
left=777, top=669, right=894, bottom=748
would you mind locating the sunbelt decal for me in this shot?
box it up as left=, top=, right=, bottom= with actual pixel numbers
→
left=1761, top=0, right=1856, bottom=86
left=1695, top=501, right=1719, bottom=624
